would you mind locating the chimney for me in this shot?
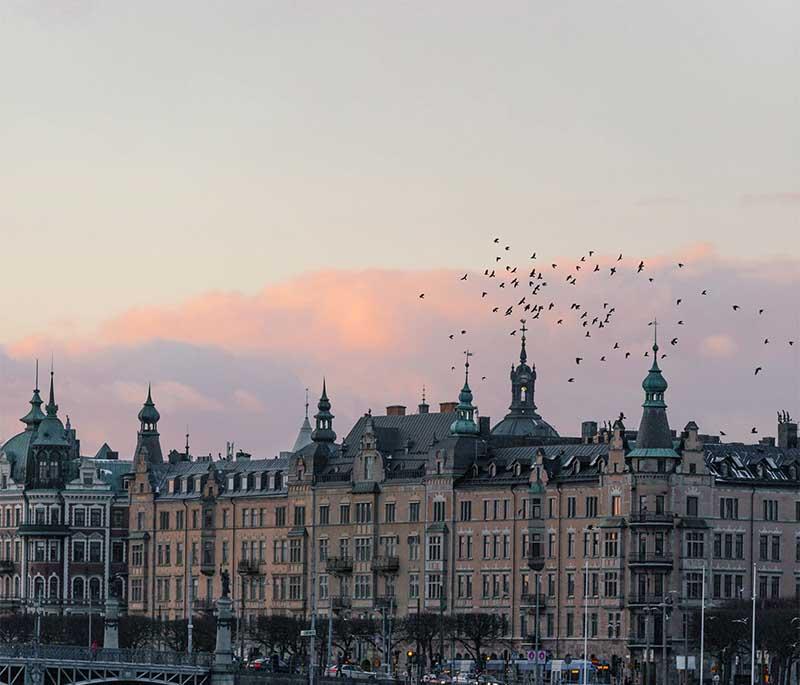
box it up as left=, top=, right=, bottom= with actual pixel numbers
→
left=418, top=401, right=430, bottom=414
left=386, top=405, right=406, bottom=416
left=479, top=416, right=491, bottom=436
left=439, top=402, right=458, bottom=413
left=236, top=450, right=252, bottom=461
left=778, top=412, right=798, bottom=449
left=759, top=437, right=776, bottom=448
left=581, top=421, right=598, bottom=444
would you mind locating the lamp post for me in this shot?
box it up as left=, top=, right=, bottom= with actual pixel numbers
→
left=699, top=566, right=706, bottom=685
left=750, top=564, right=756, bottom=685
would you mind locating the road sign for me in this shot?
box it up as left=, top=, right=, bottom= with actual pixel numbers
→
left=527, top=651, right=536, bottom=661
left=537, top=651, right=547, bottom=663
left=301, top=629, right=316, bottom=637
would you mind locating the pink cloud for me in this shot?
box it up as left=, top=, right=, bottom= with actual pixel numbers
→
left=2, top=246, right=799, bottom=457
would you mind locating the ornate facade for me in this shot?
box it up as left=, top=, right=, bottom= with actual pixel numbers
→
left=2, top=333, right=800, bottom=673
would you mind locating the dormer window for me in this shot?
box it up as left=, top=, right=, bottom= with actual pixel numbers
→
left=274, top=472, right=283, bottom=490
left=488, top=463, right=497, bottom=478
left=513, top=463, right=521, bottom=477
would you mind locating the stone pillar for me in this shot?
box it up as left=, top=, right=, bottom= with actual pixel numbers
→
left=103, top=595, right=120, bottom=649
left=212, top=595, right=236, bottom=685
left=214, top=595, right=235, bottom=666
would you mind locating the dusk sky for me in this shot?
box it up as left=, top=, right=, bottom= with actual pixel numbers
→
left=1, top=2, right=798, bottom=457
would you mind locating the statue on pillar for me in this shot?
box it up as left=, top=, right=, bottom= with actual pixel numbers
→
left=220, top=567, right=231, bottom=598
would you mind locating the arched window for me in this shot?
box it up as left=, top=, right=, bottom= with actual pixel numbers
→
left=13, top=576, right=20, bottom=598
left=33, top=577, right=44, bottom=599
left=48, top=576, right=58, bottom=599
left=520, top=387, right=527, bottom=403
left=89, top=577, right=101, bottom=601
left=73, top=576, right=85, bottom=601
left=3, top=576, right=9, bottom=598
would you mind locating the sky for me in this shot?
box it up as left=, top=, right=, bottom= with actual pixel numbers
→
left=0, top=2, right=798, bottom=457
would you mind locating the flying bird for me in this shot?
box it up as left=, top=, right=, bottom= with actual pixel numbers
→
left=625, top=352, right=631, bottom=359
left=493, top=238, right=499, bottom=243
left=576, top=357, right=583, bottom=365
left=609, top=267, right=617, bottom=275
left=751, top=427, right=758, bottom=434
left=676, top=299, right=682, bottom=306
left=678, top=263, right=685, bottom=268
left=670, top=338, right=678, bottom=346
left=449, top=334, right=454, bottom=340
left=758, top=309, right=765, bottom=315
left=418, top=293, right=425, bottom=299
left=637, top=261, right=645, bottom=273
left=460, top=274, right=468, bottom=281
left=568, top=378, right=575, bottom=383
left=482, top=292, right=487, bottom=298
left=720, top=431, right=726, bottom=437
left=754, top=367, right=762, bottom=375
left=617, top=253, right=623, bottom=261
left=732, top=305, right=740, bottom=311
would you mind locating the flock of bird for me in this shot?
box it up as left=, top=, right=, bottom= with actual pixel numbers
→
left=417, top=238, right=798, bottom=438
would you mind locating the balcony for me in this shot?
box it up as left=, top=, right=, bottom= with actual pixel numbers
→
left=520, top=593, right=548, bottom=608
left=526, top=552, right=545, bottom=571
left=371, top=556, right=400, bottom=574
left=326, top=556, right=353, bottom=574
left=330, top=595, right=352, bottom=612
left=200, top=562, right=216, bottom=576
left=237, top=559, right=264, bottom=576
left=628, top=511, right=675, bottom=525
left=0, top=560, right=14, bottom=574
left=628, top=551, right=673, bottom=567
left=627, top=593, right=669, bottom=606
left=17, top=523, right=71, bottom=537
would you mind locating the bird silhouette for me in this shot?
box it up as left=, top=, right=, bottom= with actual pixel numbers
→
left=758, top=309, right=765, bottom=315
left=449, top=334, right=454, bottom=340
left=764, top=339, right=769, bottom=344
left=613, top=343, right=620, bottom=349
left=510, top=330, right=517, bottom=336
left=755, top=367, right=762, bottom=375
left=568, top=378, right=575, bottom=383
left=617, top=253, right=623, bottom=261
left=625, top=352, right=631, bottom=359
left=460, top=274, right=468, bottom=281
left=493, top=238, right=499, bottom=243
left=719, top=431, right=726, bottom=436
left=732, top=305, right=740, bottom=311
left=576, top=357, right=583, bottom=365
left=751, top=427, right=758, bottom=434
left=677, top=320, right=684, bottom=325
left=701, top=289, right=708, bottom=295
left=676, top=299, right=682, bottom=306
left=419, top=293, right=425, bottom=299
left=670, top=338, right=678, bottom=346
left=678, top=263, right=685, bottom=268
left=482, top=292, right=487, bottom=298
left=637, top=261, right=645, bottom=273
left=609, top=267, right=617, bottom=275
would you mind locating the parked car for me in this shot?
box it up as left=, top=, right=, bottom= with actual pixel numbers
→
left=324, top=664, right=378, bottom=680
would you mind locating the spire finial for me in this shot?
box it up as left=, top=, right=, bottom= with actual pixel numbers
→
left=46, top=361, right=58, bottom=417
left=652, top=317, right=659, bottom=353
left=304, top=388, right=309, bottom=419
left=463, top=350, right=473, bottom=385
left=519, top=319, right=528, bottom=364
left=185, top=426, right=190, bottom=455
left=35, top=359, right=39, bottom=391
left=422, top=384, right=427, bottom=403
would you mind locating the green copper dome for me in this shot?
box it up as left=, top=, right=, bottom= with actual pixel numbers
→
left=642, top=343, right=668, bottom=407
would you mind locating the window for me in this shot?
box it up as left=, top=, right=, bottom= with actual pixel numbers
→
left=566, top=612, right=574, bottom=637
left=112, top=541, right=124, bottom=563
left=603, top=572, right=618, bottom=597
left=159, top=511, right=169, bottom=530
left=409, top=502, right=419, bottom=522
left=409, top=573, right=419, bottom=599
left=455, top=573, right=473, bottom=600
left=686, top=532, right=705, bottom=558
left=427, top=535, right=442, bottom=561
left=408, top=535, right=419, bottom=561
left=460, top=501, right=472, bottom=521
left=719, top=498, right=738, bottom=520
left=566, top=572, right=575, bottom=597
left=763, top=500, right=778, bottom=521
left=355, top=502, right=371, bottom=524
left=290, top=539, right=302, bottom=563
left=294, top=506, right=306, bottom=526
left=796, top=501, right=800, bottom=522
left=458, top=534, right=473, bottom=560
left=131, top=544, right=143, bottom=566
left=426, top=573, right=442, bottom=599
left=130, top=579, right=143, bottom=603
left=176, top=542, right=184, bottom=566
left=319, top=539, right=328, bottom=561
left=339, top=538, right=350, bottom=558
left=548, top=533, right=556, bottom=558
left=585, top=497, right=598, bottom=517
left=355, top=538, right=372, bottom=561
left=433, top=501, right=445, bottom=522
left=567, top=532, right=575, bottom=557
left=220, top=510, right=227, bottom=528
left=90, top=509, right=102, bottom=527
left=759, top=535, right=769, bottom=561
left=73, top=540, right=86, bottom=562
left=736, top=533, right=744, bottom=559
left=339, top=504, right=350, bottom=525
left=686, top=572, right=703, bottom=599
left=607, top=612, right=621, bottom=639
left=289, top=575, right=303, bottom=600
left=686, top=496, right=699, bottom=517
left=275, top=507, right=286, bottom=527
left=192, top=509, right=199, bottom=528
left=567, top=497, right=576, bottom=518
left=771, top=535, right=781, bottom=561
left=74, top=509, right=86, bottom=527
left=354, top=574, right=371, bottom=599
left=319, top=574, right=328, bottom=600
left=604, top=532, right=619, bottom=557
left=176, top=511, right=184, bottom=529
left=547, top=573, right=555, bottom=597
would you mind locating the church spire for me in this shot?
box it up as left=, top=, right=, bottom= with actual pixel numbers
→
left=135, top=384, right=163, bottom=463
left=519, top=319, right=528, bottom=364
left=292, top=388, right=314, bottom=452
left=45, top=366, right=58, bottom=418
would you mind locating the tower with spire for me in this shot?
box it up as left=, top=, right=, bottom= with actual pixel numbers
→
left=27, top=368, right=70, bottom=488
left=491, top=321, right=559, bottom=440
left=450, top=351, right=480, bottom=436
left=629, top=321, right=679, bottom=457
left=311, top=380, right=336, bottom=444
left=135, top=384, right=163, bottom=463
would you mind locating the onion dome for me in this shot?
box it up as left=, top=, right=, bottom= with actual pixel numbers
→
left=450, top=352, right=480, bottom=436
left=311, top=380, right=336, bottom=443
left=138, top=384, right=161, bottom=426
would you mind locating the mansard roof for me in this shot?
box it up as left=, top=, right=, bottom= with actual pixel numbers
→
left=341, top=411, right=457, bottom=459
left=704, top=442, right=800, bottom=482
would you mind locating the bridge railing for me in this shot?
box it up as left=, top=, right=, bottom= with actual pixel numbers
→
left=0, top=643, right=214, bottom=668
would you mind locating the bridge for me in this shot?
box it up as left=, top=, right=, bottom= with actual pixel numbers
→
left=0, top=644, right=214, bottom=685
